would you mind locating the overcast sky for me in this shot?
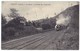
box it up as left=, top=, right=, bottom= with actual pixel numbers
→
left=2, top=1, right=78, bottom=21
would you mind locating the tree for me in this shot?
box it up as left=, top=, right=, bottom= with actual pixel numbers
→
left=41, top=23, right=51, bottom=30
left=2, top=14, right=7, bottom=26
left=32, top=21, right=36, bottom=27
left=8, top=8, right=20, bottom=18
left=27, top=21, right=32, bottom=26
left=2, top=17, right=27, bottom=41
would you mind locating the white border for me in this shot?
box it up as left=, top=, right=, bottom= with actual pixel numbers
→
left=1, top=0, right=80, bottom=1
left=0, top=0, right=79, bottom=51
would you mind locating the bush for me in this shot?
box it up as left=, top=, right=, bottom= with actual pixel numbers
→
left=41, top=23, right=51, bottom=30
left=2, top=27, right=16, bottom=41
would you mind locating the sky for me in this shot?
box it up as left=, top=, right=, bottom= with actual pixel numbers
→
left=2, top=1, right=78, bottom=21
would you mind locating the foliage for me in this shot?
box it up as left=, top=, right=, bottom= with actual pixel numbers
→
left=8, top=8, right=20, bottom=18
left=2, top=14, right=7, bottom=26
left=41, top=23, right=51, bottom=30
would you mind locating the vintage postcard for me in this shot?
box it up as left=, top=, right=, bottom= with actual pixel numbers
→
left=1, top=1, right=79, bottom=50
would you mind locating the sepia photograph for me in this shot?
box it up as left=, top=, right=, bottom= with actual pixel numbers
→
left=1, top=1, right=79, bottom=50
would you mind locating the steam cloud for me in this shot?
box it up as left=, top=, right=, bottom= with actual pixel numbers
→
left=56, top=14, right=71, bottom=26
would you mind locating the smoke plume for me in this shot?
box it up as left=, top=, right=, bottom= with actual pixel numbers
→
left=56, top=14, right=71, bottom=26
